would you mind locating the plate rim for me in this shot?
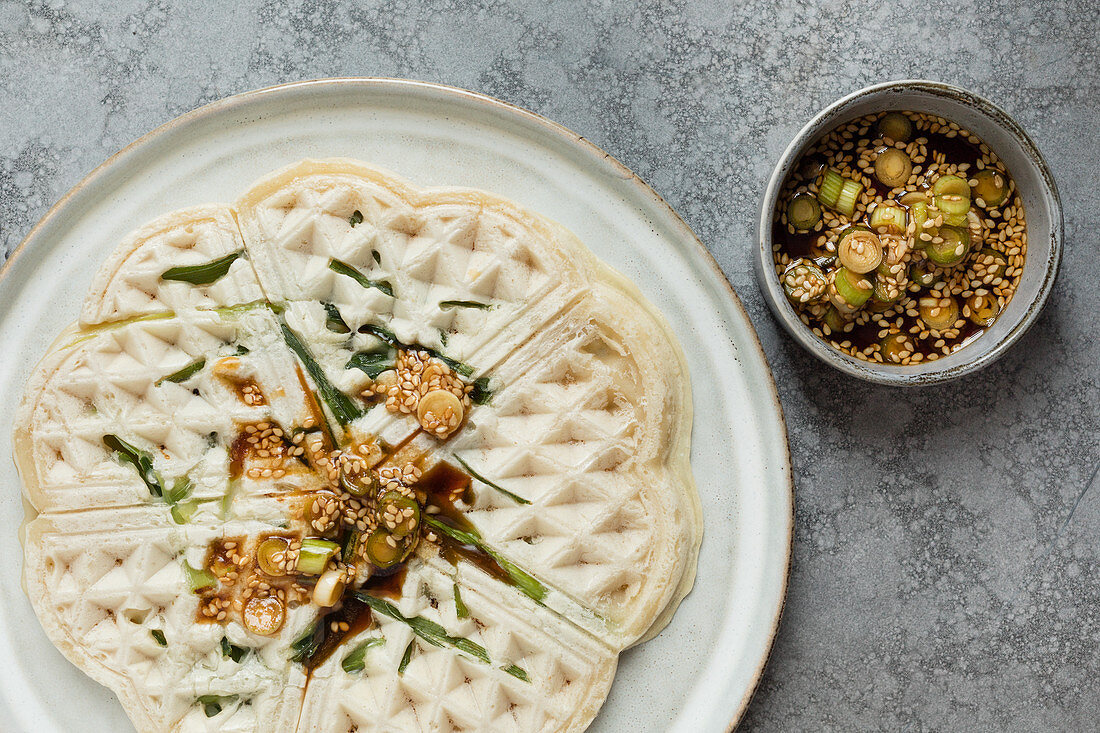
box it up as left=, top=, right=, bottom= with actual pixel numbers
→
left=0, top=77, right=793, bottom=731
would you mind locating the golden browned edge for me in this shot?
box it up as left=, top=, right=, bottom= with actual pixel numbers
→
left=0, top=77, right=795, bottom=732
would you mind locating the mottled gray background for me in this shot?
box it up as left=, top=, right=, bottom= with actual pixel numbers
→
left=2, top=0, right=1098, bottom=730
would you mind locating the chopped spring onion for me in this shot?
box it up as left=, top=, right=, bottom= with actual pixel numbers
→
left=834, top=178, right=864, bottom=218
left=161, top=251, right=243, bottom=285
left=324, top=303, right=351, bottom=333
left=278, top=320, right=363, bottom=427
left=355, top=593, right=493, bottom=665
left=256, top=537, right=291, bottom=576
left=341, top=637, right=384, bottom=673
left=170, top=500, right=200, bottom=525
left=439, top=300, right=493, bottom=310
left=339, top=464, right=379, bottom=498
left=155, top=359, right=205, bottom=386
left=423, top=517, right=547, bottom=602
left=873, top=262, right=906, bottom=304
left=979, top=248, right=1009, bottom=280
left=297, top=538, right=340, bottom=575
left=877, top=112, right=913, bottom=143
left=183, top=561, right=217, bottom=592
left=919, top=295, right=960, bottom=331
left=967, top=293, right=1000, bottom=326
left=910, top=201, right=933, bottom=248
left=786, top=192, right=821, bottom=231
left=972, top=169, right=1009, bottom=208
left=452, top=454, right=530, bottom=505
left=781, top=259, right=828, bottom=305
left=365, top=528, right=410, bottom=569
left=829, top=267, right=873, bottom=312
left=345, top=351, right=393, bottom=379
left=103, top=434, right=163, bottom=497
left=328, top=258, right=394, bottom=297
left=932, top=175, right=971, bottom=225
left=873, top=148, right=913, bottom=188
left=378, top=491, right=421, bottom=538
left=869, top=203, right=907, bottom=233
left=150, top=629, right=167, bottom=646
left=165, top=476, right=193, bottom=505
left=470, top=377, right=493, bottom=405
left=342, top=529, right=361, bottom=562
left=220, top=636, right=249, bottom=663
left=880, top=332, right=913, bottom=363
left=312, top=568, right=347, bottom=608
left=398, top=641, right=415, bottom=675
left=348, top=210, right=364, bottom=226
left=503, top=664, right=530, bottom=683
left=926, top=225, right=970, bottom=267
left=837, top=227, right=882, bottom=274
left=357, top=323, right=477, bottom=377
left=289, top=621, right=322, bottom=663
left=910, top=260, right=940, bottom=288
left=823, top=305, right=848, bottom=333
left=196, top=694, right=238, bottom=718
left=453, top=583, right=469, bottom=618
left=816, top=169, right=844, bottom=210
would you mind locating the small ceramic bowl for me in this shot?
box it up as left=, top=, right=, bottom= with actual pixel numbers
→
left=755, top=80, right=1062, bottom=385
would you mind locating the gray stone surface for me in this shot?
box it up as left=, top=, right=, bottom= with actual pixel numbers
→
left=2, top=1, right=1098, bottom=730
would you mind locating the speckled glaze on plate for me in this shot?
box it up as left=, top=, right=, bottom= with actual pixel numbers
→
left=756, top=80, right=1063, bottom=385
left=0, top=79, right=792, bottom=732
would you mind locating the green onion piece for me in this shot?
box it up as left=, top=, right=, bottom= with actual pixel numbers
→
left=358, top=323, right=399, bottom=345
left=150, top=629, right=167, bottom=646
left=103, top=434, right=163, bottom=497
left=342, top=530, right=361, bottom=563
left=345, top=351, right=393, bottom=379
left=278, top=321, right=363, bottom=427
left=289, top=620, right=322, bottom=663
left=453, top=583, right=469, bottom=619
left=220, top=636, right=248, bottom=663
left=439, top=300, right=493, bottom=310
left=356, top=593, right=492, bottom=663
left=161, top=251, right=243, bottom=285
left=452, top=454, right=530, bottom=505
left=328, top=258, right=394, bottom=297
left=183, top=561, right=217, bottom=592
left=341, top=637, right=384, bottom=673
left=155, top=358, right=205, bottom=386
left=817, top=169, right=844, bottom=209
left=877, top=112, right=913, bottom=143
left=834, top=178, right=864, bottom=218
left=786, top=192, right=821, bottom=231
left=297, top=538, right=339, bottom=575
left=422, top=517, right=546, bottom=602
left=170, top=500, right=199, bottom=525
left=439, top=330, right=449, bottom=346
left=372, top=250, right=381, bottom=265
left=165, top=476, right=193, bottom=505
left=324, top=303, right=351, bottom=334
left=972, top=169, right=1009, bottom=208
left=427, top=348, right=475, bottom=377
left=196, top=694, right=237, bottom=718
left=398, top=640, right=414, bottom=675
left=348, top=210, right=363, bottom=226
left=503, top=664, right=530, bottom=682
left=469, top=377, right=493, bottom=405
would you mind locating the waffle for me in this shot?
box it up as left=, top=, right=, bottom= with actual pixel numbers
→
left=15, top=159, right=700, bottom=732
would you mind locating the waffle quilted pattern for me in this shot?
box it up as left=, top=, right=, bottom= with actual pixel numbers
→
left=15, top=159, right=699, bottom=733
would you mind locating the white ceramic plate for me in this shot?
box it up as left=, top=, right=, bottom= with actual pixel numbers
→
left=0, top=79, right=791, bottom=733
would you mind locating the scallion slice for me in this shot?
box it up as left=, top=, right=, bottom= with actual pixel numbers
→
left=348, top=210, right=363, bottom=226
left=834, top=178, right=864, bottom=218
left=297, top=538, right=339, bottom=576
left=786, top=192, right=821, bottom=231
left=398, top=640, right=414, bottom=675
left=328, top=258, right=394, bottom=297
left=503, top=664, right=530, bottom=682
left=161, top=251, right=243, bottom=285
left=345, top=351, right=393, bottom=379
left=817, top=169, right=844, bottom=210
left=150, top=629, right=167, bottom=646
left=453, top=583, right=469, bottom=619
left=103, top=434, right=163, bottom=497
left=439, top=300, right=493, bottom=310
left=155, top=358, right=205, bottom=386
left=183, top=561, right=217, bottom=592
left=423, top=517, right=546, bottom=602
left=323, top=303, right=350, bottom=334
left=452, top=454, right=530, bottom=505
left=341, top=637, right=384, bottom=673
left=278, top=320, right=363, bottom=427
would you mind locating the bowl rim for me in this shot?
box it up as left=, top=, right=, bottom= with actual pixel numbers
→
left=755, top=79, right=1063, bottom=386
